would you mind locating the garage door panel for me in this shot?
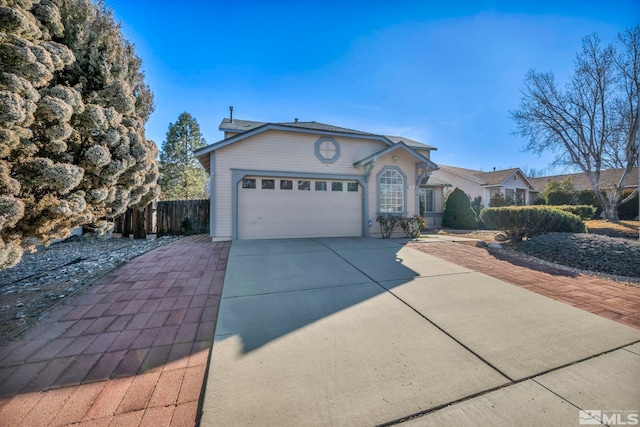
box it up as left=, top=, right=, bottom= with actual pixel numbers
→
left=239, top=177, right=362, bottom=239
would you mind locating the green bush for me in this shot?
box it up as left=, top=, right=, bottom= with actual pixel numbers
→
left=376, top=214, right=402, bottom=238
left=490, top=192, right=505, bottom=207
left=577, top=190, right=602, bottom=218
left=399, top=215, right=427, bottom=238
left=443, top=188, right=478, bottom=229
left=471, top=196, right=483, bottom=217
left=541, top=177, right=574, bottom=204
left=479, top=206, right=586, bottom=241
left=551, top=205, right=596, bottom=220
left=546, top=189, right=576, bottom=205
left=618, top=189, right=639, bottom=220
left=532, top=196, right=546, bottom=205
left=181, top=217, right=194, bottom=235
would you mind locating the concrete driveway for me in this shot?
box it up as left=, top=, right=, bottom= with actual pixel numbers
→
left=201, top=238, right=640, bottom=426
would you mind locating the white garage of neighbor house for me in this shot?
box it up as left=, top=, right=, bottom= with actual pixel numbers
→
left=194, top=114, right=438, bottom=241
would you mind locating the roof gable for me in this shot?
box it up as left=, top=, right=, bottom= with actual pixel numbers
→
left=438, top=165, right=535, bottom=188
left=196, top=117, right=437, bottom=169
left=353, top=142, right=437, bottom=170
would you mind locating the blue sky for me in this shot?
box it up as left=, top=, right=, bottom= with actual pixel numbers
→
left=105, top=0, right=639, bottom=174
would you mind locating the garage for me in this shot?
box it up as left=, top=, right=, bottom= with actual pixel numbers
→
left=238, top=176, right=363, bottom=239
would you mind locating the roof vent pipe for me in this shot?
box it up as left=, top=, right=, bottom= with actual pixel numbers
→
left=229, top=106, right=234, bottom=123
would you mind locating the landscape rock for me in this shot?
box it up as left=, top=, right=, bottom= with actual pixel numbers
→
left=494, top=233, right=509, bottom=242
left=475, top=241, right=489, bottom=248
left=488, top=242, right=503, bottom=249
left=514, top=232, right=640, bottom=279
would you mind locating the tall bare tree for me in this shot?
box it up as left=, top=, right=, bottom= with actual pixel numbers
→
left=512, top=26, right=639, bottom=220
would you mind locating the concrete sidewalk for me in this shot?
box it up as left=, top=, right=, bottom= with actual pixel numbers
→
left=202, top=238, right=640, bottom=426
left=0, top=235, right=230, bottom=426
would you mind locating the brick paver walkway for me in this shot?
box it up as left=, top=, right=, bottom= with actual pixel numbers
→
left=0, top=235, right=230, bottom=426
left=408, top=241, right=640, bottom=330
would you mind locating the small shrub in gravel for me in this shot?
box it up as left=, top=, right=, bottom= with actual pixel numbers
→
left=513, top=233, right=640, bottom=278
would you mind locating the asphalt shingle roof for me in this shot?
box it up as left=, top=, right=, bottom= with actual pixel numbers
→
left=439, top=165, right=524, bottom=186
left=529, top=167, right=639, bottom=191
left=218, top=118, right=436, bottom=149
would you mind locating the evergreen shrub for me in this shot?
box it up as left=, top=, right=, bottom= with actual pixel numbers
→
left=443, top=188, right=477, bottom=229
left=479, top=206, right=586, bottom=241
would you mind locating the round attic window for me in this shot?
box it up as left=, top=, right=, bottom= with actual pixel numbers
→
left=315, top=137, right=340, bottom=163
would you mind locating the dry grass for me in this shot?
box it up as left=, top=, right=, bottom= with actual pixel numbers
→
left=586, top=220, right=639, bottom=239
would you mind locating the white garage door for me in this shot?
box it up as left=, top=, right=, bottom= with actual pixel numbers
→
left=238, top=177, right=362, bottom=239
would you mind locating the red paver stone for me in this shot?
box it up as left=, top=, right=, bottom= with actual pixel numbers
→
left=112, top=349, right=149, bottom=378
left=178, top=365, right=206, bottom=404
left=23, top=356, right=76, bottom=392
left=85, top=350, right=127, bottom=382
left=84, top=332, right=120, bottom=354
left=130, top=327, right=161, bottom=350
left=85, top=316, right=117, bottom=335
left=18, top=386, right=74, bottom=426
left=109, top=409, right=145, bottom=427
left=145, top=311, right=170, bottom=328
left=55, top=353, right=102, bottom=386
left=409, top=241, right=640, bottom=330
left=139, top=405, right=175, bottom=427
left=0, top=391, right=43, bottom=426
left=105, top=315, right=134, bottom=332
left=0, top=237, right=230, bottom=427
left=50, top=381, right=105, bottom=426
left=0, top=360, right=48, bottom=396
left=82, top=376, right=133, bottom=421
left=108, top=330, right=142, bottom=352
left=57, top=334, right=99, bottom=357
left=115, top=371, right=160, bottom=414
left=171, top=401, right=199, bottom=427
left=0, top=340, right=48, bottom=365
left=175, top=323, right=199, bottom=344
left=147, top=368, right=184, bottom=408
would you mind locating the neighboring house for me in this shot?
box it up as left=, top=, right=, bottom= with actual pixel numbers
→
left=529, top=167, right=639, bottom=198
left=429, top=165, right=537, bottom=208
left=194, top=115, right=439, bottom=241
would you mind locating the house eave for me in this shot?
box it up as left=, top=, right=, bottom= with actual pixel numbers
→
left=353, top=142, right=438, bottom=170
left=195, top=123, right=399, bottom=168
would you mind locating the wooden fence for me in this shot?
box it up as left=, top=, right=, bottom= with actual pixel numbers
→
left=113, top=199, right=209, bottom=238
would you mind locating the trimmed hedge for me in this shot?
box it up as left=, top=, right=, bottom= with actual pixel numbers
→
left=576, top=190, right=602, bottom=218
left=550, top=205, right=596, bottom=220
left=546, top=189, right=575, bottom=205
left=479, top=206, right=586, bottom=241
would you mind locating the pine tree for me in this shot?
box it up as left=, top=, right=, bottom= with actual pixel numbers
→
left=159, top=112, right=208, bottom=200
left=0, top=0, right=159, bottom=268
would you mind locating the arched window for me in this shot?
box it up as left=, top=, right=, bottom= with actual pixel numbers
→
left=378, top=168, right=404, bottom=212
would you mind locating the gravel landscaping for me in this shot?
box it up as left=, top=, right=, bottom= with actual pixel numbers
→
left=0, top=235, right=180, bottom=341
left=507, top=233, right=640, bottom=279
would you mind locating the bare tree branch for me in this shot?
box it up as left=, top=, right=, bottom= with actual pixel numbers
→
left=512, top=27, right=640, bottom=219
